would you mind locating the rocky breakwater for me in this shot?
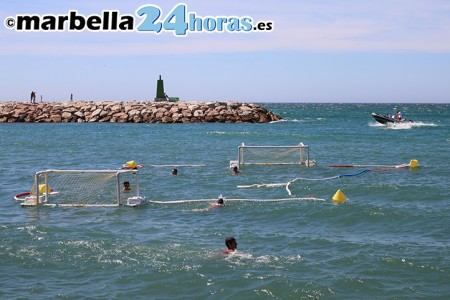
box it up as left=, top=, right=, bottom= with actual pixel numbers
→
left=0, top=101, right=281, bottom=123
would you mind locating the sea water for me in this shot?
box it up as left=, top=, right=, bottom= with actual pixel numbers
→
left=0, top=103, right=449, bottom=299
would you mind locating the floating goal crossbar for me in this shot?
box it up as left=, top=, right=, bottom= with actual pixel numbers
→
left=233, top=142, right=316, bottom=167
left=19, top=169, right=144, bottom=207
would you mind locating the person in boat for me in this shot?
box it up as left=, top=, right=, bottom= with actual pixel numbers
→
left=209, top=195, right=224, bottom=210
left=224, top=237, right=237, bottom=254
left=395, top=110, right=404, bottom=121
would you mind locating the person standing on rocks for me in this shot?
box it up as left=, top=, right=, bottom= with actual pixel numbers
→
left=30, top=91, right=36, bottom=103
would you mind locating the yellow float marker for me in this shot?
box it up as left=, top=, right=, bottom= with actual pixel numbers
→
left=38, top=184, right=52, bottom=195
left=125, top=161, right=138, bottom=169
left=409, top=159, right=419, bottom=168
left=332, top=189, right=347, bottom=204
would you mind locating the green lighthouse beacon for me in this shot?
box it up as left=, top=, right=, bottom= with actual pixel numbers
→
left=154, top=75, right=179, bottom=102
left=154, top=75, right=167, bottom=101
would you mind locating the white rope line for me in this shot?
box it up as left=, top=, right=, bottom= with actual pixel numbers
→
left=238, top=167, right=379, bottom=196
left=238, top=176, right=339, bottom=189
left=150, top=164, right=206, bottom=168
left=238, top=176, right=340, bottom=196
left=329, top=164, right=408, bottom=168
left=21, top=203, right=120, bottom=207
left=147, top=197, right=325, bottom=204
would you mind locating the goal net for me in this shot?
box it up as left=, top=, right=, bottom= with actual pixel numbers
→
left=22, top=169, right=140, bottom=207
left=234, top=143, right=314, bottom=166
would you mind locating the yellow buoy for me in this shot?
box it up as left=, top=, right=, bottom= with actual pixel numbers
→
left=38, top=184, right=52, bottom=195
left=332, top=189, right=347, bottom=204
left=409, top=159, right=419, bottom=168
left=126, top=161, right=138, bottom=169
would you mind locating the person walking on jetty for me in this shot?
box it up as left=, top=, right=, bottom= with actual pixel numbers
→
left=30, top=91, right=36, bottom=103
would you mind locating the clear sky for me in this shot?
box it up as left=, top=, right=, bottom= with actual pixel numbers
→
left=1, top=0, right=450, bottom=103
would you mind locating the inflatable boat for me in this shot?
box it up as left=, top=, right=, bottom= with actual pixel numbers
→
left=371, top=112, right=413, bottom=125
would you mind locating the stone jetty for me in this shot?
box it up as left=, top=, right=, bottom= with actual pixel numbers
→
left=0, top=101, right=281, bottom=123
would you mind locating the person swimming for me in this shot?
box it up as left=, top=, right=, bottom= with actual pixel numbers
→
left=122, top=181, right=131, bottom=192
left=209, top=194, right=224, bottom=210
left=232, top=166, right=240, bottom=175
left=224, top=237, right=237, bottom=254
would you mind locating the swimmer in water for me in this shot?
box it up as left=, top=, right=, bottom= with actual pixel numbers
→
left=122, top=181, right=131, bottom=192
left=232, top=166, right=240, bottom=175
left=209, top=195, right=224, bottom=210
left=224, top=237, right=237, bottom=254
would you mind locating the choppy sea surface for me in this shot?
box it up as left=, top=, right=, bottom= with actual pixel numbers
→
left=1, top=103, right=449, bottom=299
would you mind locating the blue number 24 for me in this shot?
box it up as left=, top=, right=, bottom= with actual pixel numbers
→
left=136, top=4, right=188, bottom=36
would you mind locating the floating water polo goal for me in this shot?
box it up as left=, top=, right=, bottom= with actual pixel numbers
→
left=230, top=142, right=316, bottom=168
left=18, top=169, right=145, bottom=207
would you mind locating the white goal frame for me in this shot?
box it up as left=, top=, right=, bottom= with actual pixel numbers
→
left=22, top=169, right=141, bottom=207
left=233, top=143, right=313, bottom=167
